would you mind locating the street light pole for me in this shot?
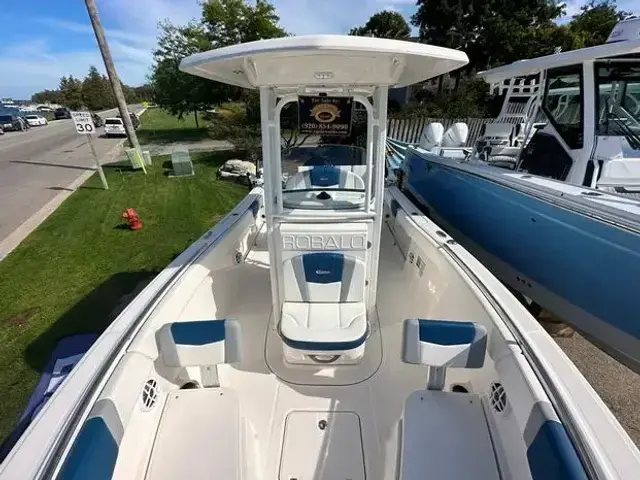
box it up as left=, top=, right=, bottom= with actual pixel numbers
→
left=84, top=0, right=141, bottom=152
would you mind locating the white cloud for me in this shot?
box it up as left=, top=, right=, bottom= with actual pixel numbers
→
left=98, top=0, right=202, bottom=39
left=2, top=0, right=424, bottom=97
left=271, top=0, right=417, bottom=35
left=559, top=0, right=584, bottom=22
left=0, top=0, right=202, bottom=98
left=559, top=0, right=639, bottom=24
left=8, top=0, right=636, bottom=99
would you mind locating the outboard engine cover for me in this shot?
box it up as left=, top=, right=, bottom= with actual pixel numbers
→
left=441, top=123, right=469, bottom=148
left=419, top=122, right=444, bottom=152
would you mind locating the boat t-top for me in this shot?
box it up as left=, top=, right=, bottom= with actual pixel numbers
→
left=1, top=35, right=639, bottom=480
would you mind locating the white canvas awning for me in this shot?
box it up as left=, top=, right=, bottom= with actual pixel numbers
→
left=180, top=35, right=469, bottom=93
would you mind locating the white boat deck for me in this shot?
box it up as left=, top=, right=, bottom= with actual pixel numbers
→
left=139, top=225, right=500, bottom=479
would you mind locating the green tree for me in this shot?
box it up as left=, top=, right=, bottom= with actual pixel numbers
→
left=133, top=84, right=153, bottom=102
left=150, top=0, right=286, bottom=126
left=150, top=21, right=223, bottom=126
left=349, top=10, right=411, bottom=39
left=209, top=97, right=263, bottom=164
left=412, top=0, right=565, bottom=70
left=121, top=84, right=140, bottom=104
left=81, top=66, right=114, bottom=111
left=59, top=75, right=84, bottom=110
left=31, top=89, right=63, bottom=105
left=569, top=0, right=630, bottom=48
left=201, top=0, right=287, bottom=47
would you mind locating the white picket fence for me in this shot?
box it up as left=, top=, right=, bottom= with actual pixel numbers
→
left=387, top=117, right=496, bottom=147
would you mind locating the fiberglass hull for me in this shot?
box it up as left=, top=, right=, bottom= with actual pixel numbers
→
left=402, top=148, right=640, bottom=373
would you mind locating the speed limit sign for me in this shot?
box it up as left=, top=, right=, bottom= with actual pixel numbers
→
left=71, top=111, right=96, bottom=135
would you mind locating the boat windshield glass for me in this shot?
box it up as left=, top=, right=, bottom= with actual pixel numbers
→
left=542, top=65, right=584, bottom=149
left=280, top=100, right=368, bottom=210
left=596, top=62, right=640, bottom=141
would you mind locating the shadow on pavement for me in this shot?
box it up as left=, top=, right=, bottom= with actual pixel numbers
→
left=10, top=160, right=92, bottom=171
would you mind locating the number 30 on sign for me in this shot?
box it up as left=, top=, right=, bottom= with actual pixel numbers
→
left=71, top=111, right=96, bottom=135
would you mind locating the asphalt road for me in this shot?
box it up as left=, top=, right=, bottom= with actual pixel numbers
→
left=0, top=105, right=141, bottom=244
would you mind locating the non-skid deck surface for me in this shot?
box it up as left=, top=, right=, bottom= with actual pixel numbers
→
left=162, top=225, right=494, bottom=478
left=146, top=388, right=240, bottom=480
left=401, top=391, right=500, bottom=479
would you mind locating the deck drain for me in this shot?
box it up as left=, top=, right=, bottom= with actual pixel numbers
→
left=489, top=382, right=507, bottom=413
left=141, top=379, right=159, bottom=411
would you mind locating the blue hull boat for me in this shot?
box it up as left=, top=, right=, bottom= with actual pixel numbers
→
left=399, top=145, right=640, bottom=372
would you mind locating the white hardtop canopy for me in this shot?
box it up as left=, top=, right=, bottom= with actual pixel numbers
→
left=179, top=35, right=469, bottom=316
left=180, top=34, right=468, bottom=94
left=479, top=17, right=640, bottom=84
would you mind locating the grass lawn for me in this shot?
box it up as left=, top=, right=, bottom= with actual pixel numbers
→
left=0, top=150, right=248, bottom=442
left=137, top=108, right=211, bottom=145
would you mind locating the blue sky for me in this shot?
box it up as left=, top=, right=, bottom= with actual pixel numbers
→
left=0, top=0, right=636, bottom=99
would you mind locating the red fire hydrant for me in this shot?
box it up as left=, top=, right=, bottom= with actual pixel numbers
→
left=122, top=208, right=143, bottom=230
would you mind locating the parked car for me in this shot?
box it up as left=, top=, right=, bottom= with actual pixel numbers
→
left=117, top=112, right=140, bottom=129
left=104, top=117, right=126, bottom=137
left=36, top=106, right=52, bottom=112
left=54, top=108, right=72, bottom=120
left=0, top=114, right=29, bottom=131
left=91, top=113, right=104, bottom=128
left=24, top=114, right=48, bottom=126
left=0, top=126, right=4, bottom=135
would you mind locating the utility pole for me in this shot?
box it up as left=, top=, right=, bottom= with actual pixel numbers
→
left=84, top=0, right=141, bottom=152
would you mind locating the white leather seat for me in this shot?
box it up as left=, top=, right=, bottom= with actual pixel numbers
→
left=156, top=319, right=242, bottom=387
left=283, top=166, right=366, bottom=210
left=285, top=165, right=364, bottom=191
left=281, top=302, right=367, bottom=350
left=297, top=164, right=367, bottom=178
left=399, top=319, right=499, bottom=479
left=280, top=252, right=368, bottom=362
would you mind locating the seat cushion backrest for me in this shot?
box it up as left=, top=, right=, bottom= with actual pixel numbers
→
left=403, top=319, right=487, bottom=368
left=57, top=353, right=154, bottom=480
left=524, top=403, right=588, bottom=480
left=57, top=399, right=122, bottom=480
left=482, top=123, right=515, bottom=144
left=156, top=320, right=242, bottom=368
left=285, top=166, right=365, bottom=191
left=297, top=165, right=368, bottom=181
left=283, top=252, right=365, bottom=303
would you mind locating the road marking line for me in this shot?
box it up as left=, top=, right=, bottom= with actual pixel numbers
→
left=0, top=138, right=127, bottom=261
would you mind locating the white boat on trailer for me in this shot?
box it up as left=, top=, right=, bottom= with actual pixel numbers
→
left=2, top=35, right=639, bottom=480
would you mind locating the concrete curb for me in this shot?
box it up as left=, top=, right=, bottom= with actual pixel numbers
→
left=0, top=138, right=126, bottom=261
